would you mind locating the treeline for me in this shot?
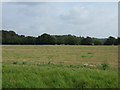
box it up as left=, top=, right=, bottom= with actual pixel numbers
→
left=1, top=30, right=119, bottom=45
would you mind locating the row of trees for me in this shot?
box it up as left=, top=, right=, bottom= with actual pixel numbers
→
left=1, top=30, right=119, bottom=45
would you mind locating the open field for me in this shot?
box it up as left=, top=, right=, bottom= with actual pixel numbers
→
left=2, top=45, right=118, bottom=88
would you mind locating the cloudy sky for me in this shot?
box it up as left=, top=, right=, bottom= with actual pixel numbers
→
left=2, top=2, right=118, bottom=38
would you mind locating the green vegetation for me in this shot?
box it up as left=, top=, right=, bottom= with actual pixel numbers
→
left=3, top=63, right=118, bottom=88
left=2, top=45, right=118, bottom=88
left=101, top=63, right=110, bottom=70
left=1, top=30, right=119, bottom=45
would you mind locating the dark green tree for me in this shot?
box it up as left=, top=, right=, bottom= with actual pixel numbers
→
left=2, top=30, right=117, bottom=45
left=37, top=33, right=56, bottom=45
left=118, top=37, right=120, bottom=45
left=64, top=34, right=80, bottom=45
left=55, top=35, right=65, bottom=45
left=93, top=38, right=103, bottom=45
left=104, top=36, right=116, bottom=45
left=81, top=36, right=93, bottom=45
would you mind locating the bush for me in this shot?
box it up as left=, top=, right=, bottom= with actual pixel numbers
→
left=12, top=62, right=17, bottom=64
left=101, top=63, right=109, bottom=70
left=48, top=61, right=51, bottom=64
left=22, top=62, right=27, bottom=65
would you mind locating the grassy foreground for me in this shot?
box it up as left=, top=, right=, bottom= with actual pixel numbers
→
left=2, top=45, right=118, bottom=88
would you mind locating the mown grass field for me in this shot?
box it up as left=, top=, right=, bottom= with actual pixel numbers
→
left=2, top=45, right=118, bottom=88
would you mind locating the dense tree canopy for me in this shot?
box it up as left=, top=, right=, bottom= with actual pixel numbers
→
left=81, top=37, right=93, bottom=45
left=0, top=30, right=119, bottom=45
left=37, top=33, right=56, bottom=45
left=104, top=36, right=117, bottom=45
left=64, top=34, right=80, bottom=45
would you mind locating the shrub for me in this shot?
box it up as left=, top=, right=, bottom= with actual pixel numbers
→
left=101, top=63, right=109, bottom=70
left=81, top=55, right=86, bottom=58
left=22, top=62, right=27, bottom=65
left=48, top=61, right=51, bottom=64
left=12, top=62, right=17, bottom=64
left=88, top=52, right=92, bottom=54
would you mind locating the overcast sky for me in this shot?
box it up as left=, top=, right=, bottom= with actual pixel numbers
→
left=2, top=2, right=118, bottom=38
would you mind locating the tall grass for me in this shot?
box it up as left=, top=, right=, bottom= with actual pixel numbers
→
left=2, top=63, right=118, bottom=88
left=2, top=45, right=118, bottom=88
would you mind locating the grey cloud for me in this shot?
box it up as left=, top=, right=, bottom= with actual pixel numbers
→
left=2, top=2, right=118, bottom=38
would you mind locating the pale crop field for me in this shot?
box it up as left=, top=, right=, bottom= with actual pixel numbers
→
left=2, top=45, right=118, bottom=88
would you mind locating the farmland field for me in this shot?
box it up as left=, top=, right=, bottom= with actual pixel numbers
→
left=2, top=45, right=118, bottom=88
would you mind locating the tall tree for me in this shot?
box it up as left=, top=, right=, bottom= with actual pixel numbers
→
left=64, top=34, right=80, bottom=45
left=81, top=36, right=93, bottom=45
left=93, top=38, right=103, bottom=45
left=104, top=36, right=116, bottom=45
left=37, top=33, right=56, bottom=45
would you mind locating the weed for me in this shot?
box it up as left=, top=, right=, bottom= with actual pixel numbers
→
left=88, top=52, right=92, bottom=54
left=22, top=62, right=27, bottom=65
left=83, top=63, right=89, bottom=67
left=101, top=63, right=110, bottom=70
left=12, top=62, right=17, bottom=64
left=81, top=55, right=86, bottom=58
left=48, top=61, right=51, bottom=64
left=69, top=65, right=73, bottom=68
